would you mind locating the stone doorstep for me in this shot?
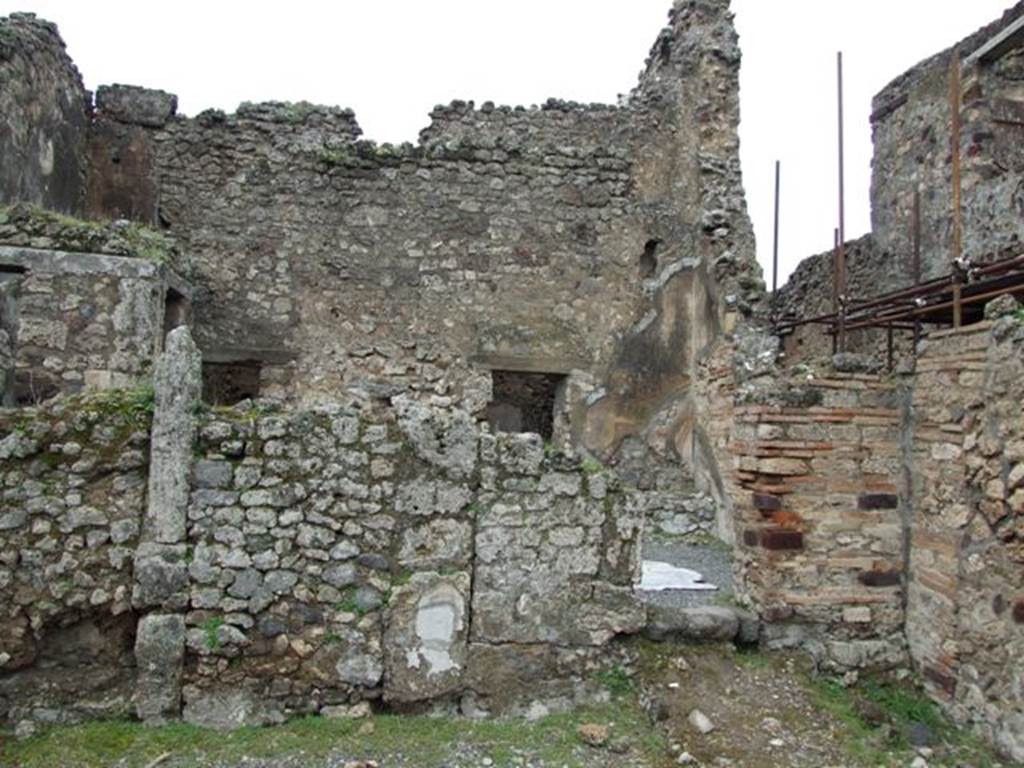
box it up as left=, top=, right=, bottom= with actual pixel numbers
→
left=643, top=604, right=760, bottom=645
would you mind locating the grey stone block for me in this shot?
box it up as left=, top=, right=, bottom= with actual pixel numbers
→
left=644, top=605, right=739, bottom=643
left=96, top=84, right=177, bottom=127
left=135, top=613, right=185, bottom=724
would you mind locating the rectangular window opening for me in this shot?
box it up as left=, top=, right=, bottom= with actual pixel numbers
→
left=162, top=288, right=189, bottom=340
left=202, top=361, right=261, bottom=406
left=485, top=370, right=566, bottom=441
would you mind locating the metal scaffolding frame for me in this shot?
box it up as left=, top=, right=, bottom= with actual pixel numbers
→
left=771, top=47, right=1024, bottom=365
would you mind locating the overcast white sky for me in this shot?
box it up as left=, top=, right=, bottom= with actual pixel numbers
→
left=0, top=1, right=1012, bottom=283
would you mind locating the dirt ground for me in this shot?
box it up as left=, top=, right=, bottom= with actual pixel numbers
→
left=631, top=641, right=1005, bottom=768
left=0, top=640, right=1010, bottom=768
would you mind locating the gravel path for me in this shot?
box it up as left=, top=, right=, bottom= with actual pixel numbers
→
left=638, top=540, right=733, bottom=609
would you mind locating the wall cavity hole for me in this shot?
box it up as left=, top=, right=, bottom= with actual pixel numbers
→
left=641, top=239, right=661, bottom=278
left=486, top=370, right=566, bottom=441
left=202, top=361, right=261, bottom=406
left=162, top=288, right=189, bottom=340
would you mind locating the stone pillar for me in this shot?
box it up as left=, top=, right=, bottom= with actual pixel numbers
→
left=133, top=326, right=201, bottom=723
left=134, top=613, right=186, bottom=724
left=0, top=279, right=17, bottom=407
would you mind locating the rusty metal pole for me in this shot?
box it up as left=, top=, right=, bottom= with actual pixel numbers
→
left=912, top=188, right=922, bottom=351
left=912, top=188, right=922, bottom=285
left=950, top=51, right=963, bottom=328
left=832, top=227, right=840, bottom=355
left=837, top=51, right=848, bottom=351
left=772, top=160, right=781, bottom=326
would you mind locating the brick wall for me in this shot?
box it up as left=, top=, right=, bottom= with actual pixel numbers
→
left=904, top=323, right=989, bottom=698
left=906, top=316, right=1024, bottom=760
left=731, top=372, right=906, bottom=668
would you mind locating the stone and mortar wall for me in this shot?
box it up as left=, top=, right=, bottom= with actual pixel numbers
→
left=773, top=3, right=1024, bottom=367
left=74, top=0, right=762, bottom=490
left=772, top=234, right=916, bottom=366
left=0, top=279, right=16, bottom=406
left=2, top=0, right=760, bottom=546
left=180, top=395, right=643, bottom=724
left=0, top=205, right=189, bottom=403
left=0, top=389, right=152, bottom=726
left=871, top=3, right=1024, bottom=276
left=728, top=371, right=906, bottom=670
left=0, top=13, right=90, bottom=214
left=0, top=329, right=648, bottom=730
left=905, top=308, right=1024, bottom=760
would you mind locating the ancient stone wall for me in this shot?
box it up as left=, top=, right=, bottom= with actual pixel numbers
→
left=0, top=1, right=760, bottom=558
left=0, top=329, right=653, bottom=730
left=0, top=13, right=90, bottom=214
left=774, top=3, right=1024, bottom=366
left=0, top=388, right=152, bottom=726
left=773, top=234, right=915, bottom=365
left=871, top=3, right=1024, bottom=276
left=0, top=205, right=189, bottom=403
left=74, top=0, right=761, bottom=488
left=723, top=302, right=1024, bottom=758
left=0, top=279, right=16, bottom=406
left=729, top=371, right=906, bottom=670
left=905, top=308, right=1024, bottom=761
left=180, top=396, right=643, bottom=723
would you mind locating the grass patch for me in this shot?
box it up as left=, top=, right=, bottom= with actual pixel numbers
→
left=0, top=204, right=178, bottom=265
left=733, top=645, right=771, bottom=670
left=200, top=616, right=224, bottom=651
left=79, top=385, right=155, bottom=424
left=335, top=587, right=368, bottom=617
left=809, top=674, right=1004, bottom=766
left=594, top=665, right=634, bottom=697
left=710, top=590, right=741, bottom=609
left=1, top=698, right=671, bottom=768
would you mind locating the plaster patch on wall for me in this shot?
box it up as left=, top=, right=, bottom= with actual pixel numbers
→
left=406, top=583, right=465, bottom=677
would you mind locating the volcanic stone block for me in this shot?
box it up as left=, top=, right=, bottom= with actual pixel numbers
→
left=146, top=327, right=201, bottom=545
left=760, top=528, right=804, bottom=551
left=135, top=613, right=185, bottom=723
left=857, top=569, right=902, bottom=587
left=857, top=493, right=899, bottom=510
left=753, top=492, right=782, bottom=511
left=96, top=84, right=178, bottom=128
left=644, top=605, right=739, bottom=642
left=383, top=572, right=470, bottom=703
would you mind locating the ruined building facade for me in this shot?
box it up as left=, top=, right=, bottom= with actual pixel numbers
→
left=0, top=0, right=762, bottom=733
left=1, top=0, right=1023, bottom=761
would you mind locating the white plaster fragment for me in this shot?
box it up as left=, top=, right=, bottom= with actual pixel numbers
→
left=638, top=560, right=717, bottom=591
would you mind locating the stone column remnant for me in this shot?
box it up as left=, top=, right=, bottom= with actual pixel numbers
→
left=132, top=326, right=200, bottom=723
left=0, top=280, right=18, bottom=407
left=134, top=613, right=186, bottom=724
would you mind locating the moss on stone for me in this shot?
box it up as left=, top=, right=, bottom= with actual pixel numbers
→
left=0, top=203, right=180, bottom=266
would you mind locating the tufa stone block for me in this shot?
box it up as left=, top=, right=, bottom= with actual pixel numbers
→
left=96, top=84, right=178, bottom=128
left=857, top=493, right=898, bottom=510
left=1013, top=599, right=1024, bottom=625
left=760, top=528, right=803, bottom=551
left=383, top=572, right=470, bottom=703
left=752, top=492, right=782, bottom=511
left=134, top=613, right=185, bottom=724
left=857, top=569, right=902, bottom=587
